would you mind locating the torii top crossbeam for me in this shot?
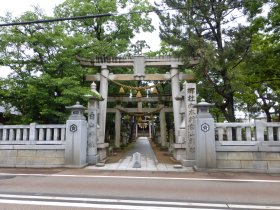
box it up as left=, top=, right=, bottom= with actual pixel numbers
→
left=77, top=55, right=197, bottom=81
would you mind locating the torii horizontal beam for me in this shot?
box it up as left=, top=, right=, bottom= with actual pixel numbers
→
left=107, top=96, right=172, bottom=102
left=78, top=56, right=198, bottom=68
left=107, top=107, right=173, bottom=113
left=79, top=56, right=197, bottom=81
left=86, top=73, right=194, bottom=81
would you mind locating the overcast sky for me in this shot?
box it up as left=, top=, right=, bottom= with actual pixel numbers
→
left=0, top=0, right=64, bottom=16
left=0, top=0, right=160, bottom=78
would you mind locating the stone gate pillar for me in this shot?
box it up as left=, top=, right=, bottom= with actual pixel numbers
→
left=114, top=107, right=121, bottom=148
left=194, top=100, right=216, bottom=168
left=159, top=105, right=167, bottom=148
left=65, top=102, right=87, bottom=167
left=99, top=65, right=109, bottom=143
left=170, top=64, right=181, bottom=142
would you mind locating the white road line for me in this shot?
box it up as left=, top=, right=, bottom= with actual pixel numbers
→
left=0, top=194, right=227, bottom=208
left=228, top=204, right=280, bottom=209
left=1, top=172, right=280, bottom=183
left=0, top=199, right=210, bottom=210
left=0, top=194, right=280, bottom=210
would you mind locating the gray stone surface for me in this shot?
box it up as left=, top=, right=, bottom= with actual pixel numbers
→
left=228, top=152, right=254, bottom=160
left=0, top=149, right=65, bottom=167
left=268, top=161, right=280, bottom=169
left=65, top=119, right=87, bottom=167
left=216, top=152, right=228, bottom=160
left=87, top=137, right=193, bottom=172
left=241, top=160, right=268, bottom=169
left=217, top=160, right=241, bottom=169
left=195, top=101, right=216, bottom=168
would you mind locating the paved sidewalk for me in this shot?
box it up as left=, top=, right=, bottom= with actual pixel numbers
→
left=86, top=137, right=193, bottom=172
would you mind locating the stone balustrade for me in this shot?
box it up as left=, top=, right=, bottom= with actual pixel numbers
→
left=0, top=123, right=67, bottom=168
left=215, top=121, right=280, bottom=152
left=0, top=123, right=66, bottom=145
left=215, top=121, right=280, bottom=142
left=213, top=121, right=280, bottom=172
left=215, top=123, right=254, bottom=141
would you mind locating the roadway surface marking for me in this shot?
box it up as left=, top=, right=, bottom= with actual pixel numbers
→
left=1, top=173, right=280, bottom=183
left=0, top=193, right=280, bottom=209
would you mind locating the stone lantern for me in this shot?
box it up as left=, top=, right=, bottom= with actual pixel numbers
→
left=66, top=102, right=86, bottom=120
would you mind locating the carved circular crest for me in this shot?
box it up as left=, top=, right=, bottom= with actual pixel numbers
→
left=201, top=123, right=210, bottom=132
left=70, top=124, right=78, bottom=132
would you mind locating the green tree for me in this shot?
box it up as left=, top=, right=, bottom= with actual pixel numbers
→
left=155, top=0, right=268, bottom=122
left=0, top=0, right=154, bottom=124
left=237, top=0, right=280, bottom=122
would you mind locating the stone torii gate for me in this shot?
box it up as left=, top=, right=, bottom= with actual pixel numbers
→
left=78, top=55, right=197, bottom=163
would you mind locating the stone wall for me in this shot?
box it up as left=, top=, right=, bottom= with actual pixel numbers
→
left=0, top=145, right=65, bottom=167
left=194, top=102, right=280, bottom=173
left=217, top=151, right=280, bottom=173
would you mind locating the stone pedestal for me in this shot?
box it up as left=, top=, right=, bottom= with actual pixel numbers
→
left=172, top=143, right=187, bottom=160
left=97, top=143, right=109, bottom=160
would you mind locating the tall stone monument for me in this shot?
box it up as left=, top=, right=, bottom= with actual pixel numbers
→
left=183, top=82, right=197, bottom=166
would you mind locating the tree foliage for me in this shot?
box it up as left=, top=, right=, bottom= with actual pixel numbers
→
left=0, top=0, right=154, bottom=124
left=155, top=0, right=270, bottom=122
left=237, top=1, right=280, bottom=121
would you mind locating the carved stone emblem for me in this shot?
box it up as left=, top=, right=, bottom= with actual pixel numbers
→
left=70, top=124, right=78, bottom=132
left=201, top=123, right=210, bottom=132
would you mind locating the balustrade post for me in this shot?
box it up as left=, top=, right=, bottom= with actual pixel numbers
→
left=29, top=123, right=37, bottom=144
left=2, top=129, right=7, bottom=141
left=255, top=121, right=265, bottom=141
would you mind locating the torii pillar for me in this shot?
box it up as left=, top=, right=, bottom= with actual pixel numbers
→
left=159, top=105, right=167, bottom=148
left=114, top=107, right=121, bottom=148
left=97, top=65, right=109, bottom=160
left=99, top=65, right=109, bottom=143
left=170, top=64, right=181, bottom=143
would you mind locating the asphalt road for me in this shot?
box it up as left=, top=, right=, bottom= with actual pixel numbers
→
left=0, top=168, right=280, bottom=209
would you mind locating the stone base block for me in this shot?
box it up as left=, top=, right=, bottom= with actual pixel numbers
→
left=64, top=163, right=88, bottom=168
left=98, top=148, right=107, bottom=161
left=172, top=143, right=186, bottom=149
left=181, top=159, right=196, bottom=167
left=97, top=143, right=109, bottom=149
left=87, top=154, right=100, bottom=165
left=217, top=160, right=241, bottom=169
left=241, top=160, right=267, bottom=170
left=172, top=148, right=186, bottom=161
left=268, top=161, right=280, bottom=170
